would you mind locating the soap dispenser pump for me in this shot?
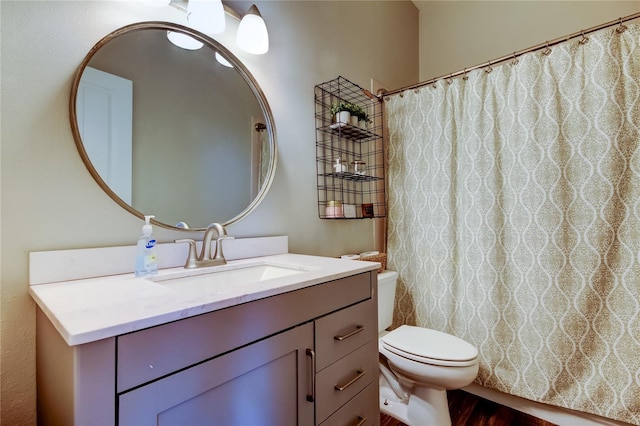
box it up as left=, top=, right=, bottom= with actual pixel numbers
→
left=135, top=215, right=158, bottom=277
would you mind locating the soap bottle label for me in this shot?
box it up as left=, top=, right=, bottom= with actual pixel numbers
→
left=144, top=251, right=157, bottom=268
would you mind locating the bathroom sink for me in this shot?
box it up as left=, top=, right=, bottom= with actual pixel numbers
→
left=150, top=262, right=306, bottom=293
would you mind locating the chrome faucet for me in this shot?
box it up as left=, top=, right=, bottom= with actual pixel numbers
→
left=175, top=223, right=234, bottom=269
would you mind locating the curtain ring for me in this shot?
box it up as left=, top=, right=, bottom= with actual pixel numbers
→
left=431, top=81, right=437, bottom=89
left=446, top=74, right=453, bottom=85
left=616, top=17, right=627, bottom=34
left=542, top=41, right=552, bottom=56
left=511, top=52, right=519, bottom=66
left=485, top=60, right=493, bottom=74
left=579, top=30, right=589, bottom=45
left=462, top=68, right=469, bottom=81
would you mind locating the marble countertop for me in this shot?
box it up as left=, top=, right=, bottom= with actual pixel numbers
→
left=29, top=253, right=379, bottom=346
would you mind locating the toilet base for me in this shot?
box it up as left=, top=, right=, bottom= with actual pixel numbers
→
left=407, top=387, right=451, bottom=426
left=380, top=380, right=411, bottom=424
left=380, top=380, right=452, bottom=426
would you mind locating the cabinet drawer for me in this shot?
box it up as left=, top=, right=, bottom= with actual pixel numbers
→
left=117, top=272, right=372, bottom=392
left=319, top=382, right=379, bottom=426
left=316, top=298, right=376, bottom=371
left=316, top=340, right=378, bottom=423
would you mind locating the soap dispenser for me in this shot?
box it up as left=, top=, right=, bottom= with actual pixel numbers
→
left=135, top=215, right=158, bottom=277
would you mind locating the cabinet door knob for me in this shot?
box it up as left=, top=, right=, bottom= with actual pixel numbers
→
left=335, top=369, right=365, bottom=391
left=334, top=325, right=365, bottom=341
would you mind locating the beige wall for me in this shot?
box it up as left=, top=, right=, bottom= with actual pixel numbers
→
left=0, top=1, right=418, bottom=423
left=416, top=1, right=640, bottom=82
left=7, top=1, right=636, bottom=422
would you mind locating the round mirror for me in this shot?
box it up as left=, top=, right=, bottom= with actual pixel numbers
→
left=70, top=22, right=276, bottom=230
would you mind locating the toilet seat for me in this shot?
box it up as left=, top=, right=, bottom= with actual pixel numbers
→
left=381, top=325, right=478, bottom=367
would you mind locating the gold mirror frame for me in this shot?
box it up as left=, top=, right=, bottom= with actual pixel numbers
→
left=69, top=21, right=277, bottom=231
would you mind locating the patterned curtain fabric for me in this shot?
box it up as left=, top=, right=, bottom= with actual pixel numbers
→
left=385, top=24, right=640, bottom=424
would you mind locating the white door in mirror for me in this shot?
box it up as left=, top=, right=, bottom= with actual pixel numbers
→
left=77, top=67, right=133, bottom=204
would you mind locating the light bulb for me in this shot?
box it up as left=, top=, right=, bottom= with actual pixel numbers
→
left=236, top=5, right=269, bottom=54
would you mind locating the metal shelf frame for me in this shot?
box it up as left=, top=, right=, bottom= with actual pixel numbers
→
left=315, top=76, right=386, bottom=219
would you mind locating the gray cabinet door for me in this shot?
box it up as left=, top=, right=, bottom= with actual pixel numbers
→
left=118, top=323, right=314, bottom=426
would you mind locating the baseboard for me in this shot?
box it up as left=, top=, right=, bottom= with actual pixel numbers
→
left=463, top=383, right=633, bottom=426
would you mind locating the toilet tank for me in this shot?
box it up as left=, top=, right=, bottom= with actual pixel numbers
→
left=377, top=270, right=398, bottom=333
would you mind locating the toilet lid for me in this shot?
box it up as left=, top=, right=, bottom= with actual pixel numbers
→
left=382, top=325, right=478, bottom=366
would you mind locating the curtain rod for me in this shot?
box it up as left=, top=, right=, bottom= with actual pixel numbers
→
left=383, top=12, right=640, bottom=97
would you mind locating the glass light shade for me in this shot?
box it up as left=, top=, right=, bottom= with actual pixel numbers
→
left=215, top=52, right=234, bottom=68
left=187, top=0, right=225, bottom=35
left=236, top=5, right=269, bottom=54
left=166, top=31, right=204, bottom=50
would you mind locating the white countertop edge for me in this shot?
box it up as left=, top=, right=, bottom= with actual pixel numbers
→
left=30, top=253, right=380, bottom=346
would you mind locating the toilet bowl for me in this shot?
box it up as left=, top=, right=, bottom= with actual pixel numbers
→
left=377, top=271, right=479, bottom=426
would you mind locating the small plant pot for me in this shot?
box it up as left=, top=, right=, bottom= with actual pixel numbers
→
left=335, top=111, right=350, bottom=124
left=350, top=116, right=359, bottom=126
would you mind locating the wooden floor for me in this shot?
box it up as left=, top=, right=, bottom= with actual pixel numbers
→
left=380, top=389, right=557, bottom=426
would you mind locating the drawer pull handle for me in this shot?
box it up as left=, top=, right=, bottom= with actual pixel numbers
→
left=335, top=369, right=365, bottom=391
left=306, top=349, right=316, bottom=402
left=334, top=325, right=365, bottom=341
left=355, top=416, right=367, bottom=426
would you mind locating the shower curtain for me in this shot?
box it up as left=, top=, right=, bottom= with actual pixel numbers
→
left=385, top=23, right=639, bottom=424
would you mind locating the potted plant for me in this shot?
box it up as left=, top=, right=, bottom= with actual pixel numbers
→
left=330, top=101, right=352, bottom=125
left=331, top=102, right=371, bottom=128
left=347, top=103, right=362, bottom=126
left=347, top=103, right=371, bottom=129
left=355, top=107, right=371, bottom=129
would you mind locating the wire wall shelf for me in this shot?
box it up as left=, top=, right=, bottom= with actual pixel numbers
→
left=315, top=76, right=386, bottom=219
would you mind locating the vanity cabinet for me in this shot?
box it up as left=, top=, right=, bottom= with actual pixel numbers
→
left=36, top=270, right=380, bottom=426
left=315, top=76, right=386, bottom=219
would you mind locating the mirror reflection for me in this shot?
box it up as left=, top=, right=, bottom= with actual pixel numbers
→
left=71, top=22, right=276, bottom=230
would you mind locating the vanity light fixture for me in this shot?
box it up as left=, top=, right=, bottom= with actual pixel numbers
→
left=187, top=0, right=225, bottom=35
left=148, top=0, right=269, bottom=54
left=236, top=5, right=269, bottom=54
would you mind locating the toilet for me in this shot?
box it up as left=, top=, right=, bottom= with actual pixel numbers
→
left=377, top=270, right=479, bottom=426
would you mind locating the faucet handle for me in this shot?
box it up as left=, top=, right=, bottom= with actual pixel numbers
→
left=213, top=236, right=235, bottom=261
left=175, top=239, right=198, bottom=269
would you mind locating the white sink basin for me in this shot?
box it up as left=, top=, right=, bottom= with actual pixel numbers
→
left=151, top=262, right=307, bottom=294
